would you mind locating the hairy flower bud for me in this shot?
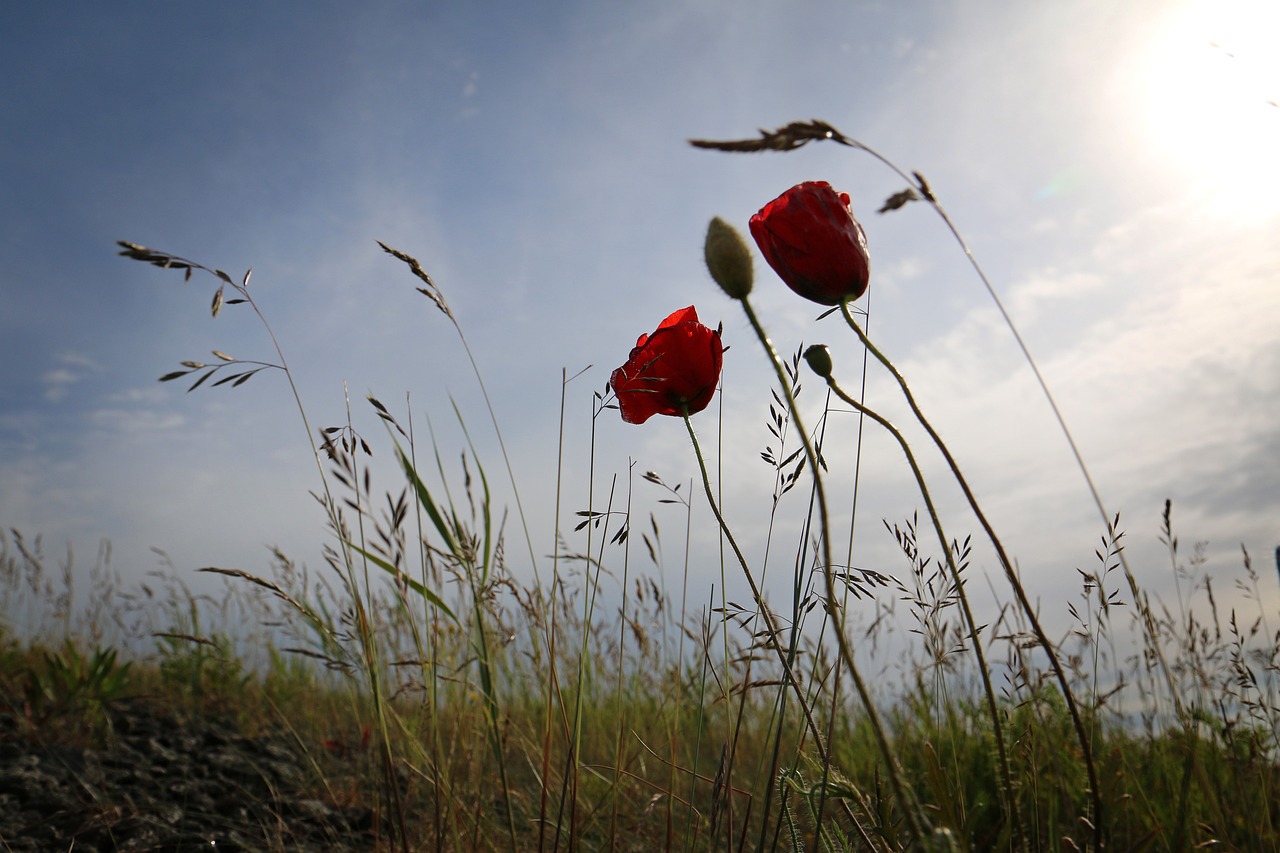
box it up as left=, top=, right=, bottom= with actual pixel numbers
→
left=703, top=217, right=754, bottom=299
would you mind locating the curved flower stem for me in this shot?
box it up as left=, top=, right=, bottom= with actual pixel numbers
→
left=819, top=364, right=1017, bottom=843
left=839, top=301, right=1103, bottom=845
left=735, top=297, right=931, bottom=848
left=831, top=134, right=1184, bottom=725
left=680, top=411, right=882, bottom=852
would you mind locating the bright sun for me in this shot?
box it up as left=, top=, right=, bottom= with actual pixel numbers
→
left=1133, top=0, right=1280, bottom=219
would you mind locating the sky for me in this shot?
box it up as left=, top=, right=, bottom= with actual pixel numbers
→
left=2, top=0, right=1278, bottom=653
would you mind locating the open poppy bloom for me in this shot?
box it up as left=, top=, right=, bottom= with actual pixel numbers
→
left=610, top=306, right=723, bottom=424
left=749, top=181, right=870, bottom=306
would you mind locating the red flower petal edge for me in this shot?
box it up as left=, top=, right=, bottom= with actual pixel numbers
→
left=749, top=181, right=870, bottom=306
left=609, top=306, right=724, bottom=424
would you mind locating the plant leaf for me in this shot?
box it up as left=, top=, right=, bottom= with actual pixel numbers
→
left=394, top=442, right=460, bottom=559
left=188, top=369, right=216, bottom=392
left=343, top=538, right=457, bottom=623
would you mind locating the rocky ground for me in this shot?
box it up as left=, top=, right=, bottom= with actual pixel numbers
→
left=0, top=696, right=381, bottom=852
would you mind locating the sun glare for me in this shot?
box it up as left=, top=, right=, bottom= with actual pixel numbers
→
left=1133, top=0, right=1280, bottom=218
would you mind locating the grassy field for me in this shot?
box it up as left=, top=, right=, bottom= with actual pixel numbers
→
left=3, top=497, right=1278, bottom=852
left=6, top=125, right=1279, bottom=851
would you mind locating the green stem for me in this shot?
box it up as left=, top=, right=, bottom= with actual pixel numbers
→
left=849, top=134, right=1177, bottom=717
left=679, top=413, right=824, bottom=754
left=242, top=286, right=408, bottom=850
left=679, top=412, right=880, bottom=852
left=840, top=301, right=1102, bottom=845
left=736, top=296, right=931, bottom=848
left=820, top=363, right=1016, bottom=843
left=827, top=129, right=1182, bottom=743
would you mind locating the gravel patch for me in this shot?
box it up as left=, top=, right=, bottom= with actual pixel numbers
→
left=0, top=697, right=379, bottom=852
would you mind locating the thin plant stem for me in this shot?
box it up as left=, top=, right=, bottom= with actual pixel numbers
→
left=675, top=482, right=695, bottom=852
left=819, top=357, right=1018, bottom=845
left=712, top=375, right=735, bottom=850
left=680, top=411, right=882, bottom=853
left=814, top=287, right=874, bottom=847
left=746, top=370, right=823, bottom=852
left=378, top=243, right=545, bottom=595
left=337, top=383, right=409, bottom=851
left=838, top=301, right=1101, bottom=847
left=566, top=472, right=618, bottom=851
left=680, top=413, right=824, bottom=751
left=608, top=463, right=636, bottom=850
left=825, top=133, right=1186, bottom=728
left=710, top=295, right=933, bottom=847
left=403, top=398, right=449, bottom=849
left=539, top=367, right=580, bottom=853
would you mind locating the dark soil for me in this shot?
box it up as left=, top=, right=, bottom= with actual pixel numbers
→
left=0, top=696, right=380, bottom=852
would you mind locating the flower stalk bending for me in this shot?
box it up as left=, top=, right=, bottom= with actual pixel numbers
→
left=838, top=302, right=1103, bottom=841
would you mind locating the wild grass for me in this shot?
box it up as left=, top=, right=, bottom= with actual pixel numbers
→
left=3, top=120, right=1277, bottom=851
left=5, top=496, right=1277, bottom=851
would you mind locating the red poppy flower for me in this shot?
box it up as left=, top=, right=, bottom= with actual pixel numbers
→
left=610, top=306, right=723, bottom=424
left=749, top=181, right=870, bottom=306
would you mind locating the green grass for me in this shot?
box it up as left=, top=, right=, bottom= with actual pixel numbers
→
left=3, top=507, right=1277, bottom=852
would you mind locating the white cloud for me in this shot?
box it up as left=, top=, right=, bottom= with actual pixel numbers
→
left=40, top=351, right=98, bottom=402
left=41, top=368, right=79, bottom=402
left=1006, top=268, right=1107, bottom=326
left=89, top=409, right=187, bottom=432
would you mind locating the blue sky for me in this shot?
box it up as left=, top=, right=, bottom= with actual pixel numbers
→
left=2, top=1, right=1277, bottom=644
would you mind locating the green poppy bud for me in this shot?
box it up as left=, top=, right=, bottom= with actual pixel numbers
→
left=803, top=344, right=833, bottom=379
left=704, top=217, right=754, bottom=300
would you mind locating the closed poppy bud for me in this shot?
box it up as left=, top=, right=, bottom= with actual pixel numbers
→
left=704, top=217, right=753, bottom=299
left=803, top=344, right=833, bottom=379
left=749, top=181, right=870, bottom=306
left=610, top=306, right=724, bottom=424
